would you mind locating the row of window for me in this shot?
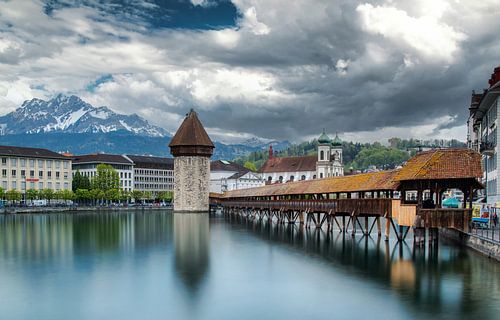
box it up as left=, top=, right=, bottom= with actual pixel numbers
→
left=1, top=169, right=68, bottom=179
left=135, top=177, right=173, bottom=183
left=119, top=172, right=133, bottom=179
left=135, top=169, right=173, bottom=176
left=1, top=180, right=69, bottom=190
left=1, top=158, right=69, bottom=169
left=134, top=183, right=173, bottom=190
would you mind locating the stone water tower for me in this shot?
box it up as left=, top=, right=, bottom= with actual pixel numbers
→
left=169, top=109, right=215, bottom=212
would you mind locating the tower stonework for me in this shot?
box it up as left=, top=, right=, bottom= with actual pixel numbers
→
left=169, top=109, right=214, bottom=212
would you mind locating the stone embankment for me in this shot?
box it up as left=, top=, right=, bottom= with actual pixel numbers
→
left=440, top=228, right=500, bottom=262
left=1, top=206, right=171, bottom=214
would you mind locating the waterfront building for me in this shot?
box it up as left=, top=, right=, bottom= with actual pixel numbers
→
left=126, top=155, right=174, bottom=197
left=210, top=160, right=264, bottom=193
left=467, top=66, right=500, bottom=203
left=169, top=109, right=214, bottom=212
left=72, top=154, right=134, bottom=191
left=0, top=145, right=72, bottom=192
left=259, top=131, right=344, bottom=184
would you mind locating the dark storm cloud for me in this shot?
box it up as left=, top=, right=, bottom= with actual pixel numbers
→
left=0, top=0, right=499, bottom=142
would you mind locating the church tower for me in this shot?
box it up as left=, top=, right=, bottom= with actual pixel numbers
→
left=316, top=130, right=332, bottom=179
left=169, top=109, right=215, bottom=212
left=331, top=133, right=344, bottom=176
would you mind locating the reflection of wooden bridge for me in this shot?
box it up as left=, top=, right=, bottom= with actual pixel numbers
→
left=211, top=149, right=482, bottom=241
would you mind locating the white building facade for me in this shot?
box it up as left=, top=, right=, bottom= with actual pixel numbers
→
left=72, top=154, right=134, bottom=192
left=126, top=155, right=174, bottom=197
left=210, top=160, right=264, bottom=193
left=467, top=66, right=500, bottom=204
left=0, top=145, right=72, bottom=192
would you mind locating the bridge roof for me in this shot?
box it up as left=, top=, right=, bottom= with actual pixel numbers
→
left=394, top=148, right=482, bottom=181
left=223, top=170, right=399, bottom=198
left=222, top=149, right=483, bottom=199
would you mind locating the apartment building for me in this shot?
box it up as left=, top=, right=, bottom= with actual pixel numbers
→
left=72, top=154, right=134, bottom=191
left=126, top=155, right=174, bottom=197
left=467, top=66, right=500, bottom=203
left=0, top=145, right=72, bottom=192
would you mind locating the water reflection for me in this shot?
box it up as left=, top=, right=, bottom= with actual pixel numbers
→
left=173, top=213, right=210, bottom=294
left=224, top=214, right=500, bottom=319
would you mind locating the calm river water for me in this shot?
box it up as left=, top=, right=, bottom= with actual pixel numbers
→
left=0, top=210, right=499, bottom=320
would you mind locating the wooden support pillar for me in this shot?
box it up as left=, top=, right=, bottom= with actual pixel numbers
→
left=385, top=217, right=390, bottom=241
left=365, top=216, right=369, bottom=235
left=351, top=211, right=357, bottom=236
left=376, top=217, right=381, bottom=236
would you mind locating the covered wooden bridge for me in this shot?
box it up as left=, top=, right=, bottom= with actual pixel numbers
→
left=211, top=149, right=483, bottom=241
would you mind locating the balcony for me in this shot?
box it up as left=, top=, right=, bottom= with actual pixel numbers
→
left=480, top=141, right=496, bottom=155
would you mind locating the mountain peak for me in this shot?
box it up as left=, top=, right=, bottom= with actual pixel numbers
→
left=0, top=95, right=169, bottom=137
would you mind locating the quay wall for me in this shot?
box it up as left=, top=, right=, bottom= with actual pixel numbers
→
left=440, top=228, right=500, bottom=262
left=1, top=206, right=170, bottom=215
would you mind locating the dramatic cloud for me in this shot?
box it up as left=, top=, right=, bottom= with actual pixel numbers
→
left=0, top=0, right=498, bottom=144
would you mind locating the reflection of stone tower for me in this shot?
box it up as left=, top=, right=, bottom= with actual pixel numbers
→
left=173, top=213, right=209, bottom=293
left=169, top=109, right=215, bottom=212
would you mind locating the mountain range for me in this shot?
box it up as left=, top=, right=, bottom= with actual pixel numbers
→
left=0, top=95, right=289, bottom=159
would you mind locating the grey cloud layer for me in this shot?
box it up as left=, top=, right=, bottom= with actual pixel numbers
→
left=0, top=0, right=499, bottom=142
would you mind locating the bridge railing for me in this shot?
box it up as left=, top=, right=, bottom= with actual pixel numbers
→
left=416, top=208, right=471, bottom=232
left=221, top=198, right=393, bottom=217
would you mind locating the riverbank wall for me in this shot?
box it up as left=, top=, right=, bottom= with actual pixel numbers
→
left=440, top=228, right=500, bottom=262
left=1, top=206, right=171, bottom=215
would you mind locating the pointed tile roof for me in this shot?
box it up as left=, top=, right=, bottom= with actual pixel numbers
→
left=169, top=109, right=214, bottom=157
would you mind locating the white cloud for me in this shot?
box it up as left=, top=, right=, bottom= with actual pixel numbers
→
left=239, top=7, right=270, bottom=35
left=357, top=3, right=466, bottom=62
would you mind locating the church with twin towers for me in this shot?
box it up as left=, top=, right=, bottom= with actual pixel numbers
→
left=258, top=130, right=344, bottom=184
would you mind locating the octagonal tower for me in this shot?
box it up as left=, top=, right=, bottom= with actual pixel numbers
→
left=169, top=109, right=215, bottom=212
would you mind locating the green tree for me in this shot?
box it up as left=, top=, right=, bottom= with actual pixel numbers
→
left=75, top=189, right=91, bottom=204
left=0, top=187, right=5, bottom=200
left=25, top=189, right=38, bottom=204
left=158, top=191, right=173, bottom=202
left=131, top=190, right=143, bottom=203
left=42, top=189, right=55, bottom=205
left=243, top=161, right=257, bottom=172
left=72, top=170, right=91, bottom=192
left=92, top=164, right=119, bottom=191
left=6, top=189, right=22, bottom=203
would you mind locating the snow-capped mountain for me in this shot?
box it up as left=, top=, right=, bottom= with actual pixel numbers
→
left=241, top=137, right=291, bottom=150
left=0, top=94, right=168, bottom=137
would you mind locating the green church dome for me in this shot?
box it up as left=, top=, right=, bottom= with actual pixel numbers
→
left=332, top=133, right=342, bottom=146
left=318, top=130, right=331, bottom=144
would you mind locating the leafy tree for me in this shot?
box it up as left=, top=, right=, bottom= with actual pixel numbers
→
left=6, top=189, right=22, bottom=203
left=25, top=189, right=38, bottom=203
left=0, top=187, right=5, bottom=200
left=42, top=189, right=55, bottom=204
left=105, top=189, right=120, bottom=202
left=158, top=191, right=173, bottom=202
left=92, top=164, right=119, bottom=192
left=131, top=190, right=143, bottom=203
left=243, top=161, right=257, bottom=172
left=72, top=170, right=91, bottom=192
left=75, top=189, right=91, bottom=204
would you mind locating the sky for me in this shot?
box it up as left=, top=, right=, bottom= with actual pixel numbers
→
left=0, top=0, right=498, bottom=144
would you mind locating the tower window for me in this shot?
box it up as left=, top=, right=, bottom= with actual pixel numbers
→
left=320, top=150, right=324, bottom=160
left=301, top=175, right=306, bottom=180
left=279, top=176, right=283, bottom=183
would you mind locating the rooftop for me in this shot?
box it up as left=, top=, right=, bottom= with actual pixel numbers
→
left=211, top=160, right=249, bottom=173
left=259, top=155, right=317, bottom=173
left=0, top=145, right=68, bottom=160
left=224, top=149, right=482, bottom=198
left=73, top=154, right=133, bottom=165
left=169, top=109, right=214, bottom=148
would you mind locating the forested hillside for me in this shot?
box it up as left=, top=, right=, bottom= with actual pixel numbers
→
left=234, top=138, right=466, bottom=172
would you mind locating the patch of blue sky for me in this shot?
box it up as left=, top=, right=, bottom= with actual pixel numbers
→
left=43, top=0, right=239, bottom=31
left=86, top=74, right=114, bottom=92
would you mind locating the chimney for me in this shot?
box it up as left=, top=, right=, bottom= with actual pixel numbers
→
left=488, top=66, right=500, bottom=88
left=269, top=145, right=273, bottom=159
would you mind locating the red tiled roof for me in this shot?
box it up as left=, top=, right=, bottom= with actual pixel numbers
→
left=259, top=155, right=317, bottom=173
left=394, top=149, right=482, bottom=181
left=223, top=149, right=483, bottom=199
left=224, top=170, right=399, bottom=198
